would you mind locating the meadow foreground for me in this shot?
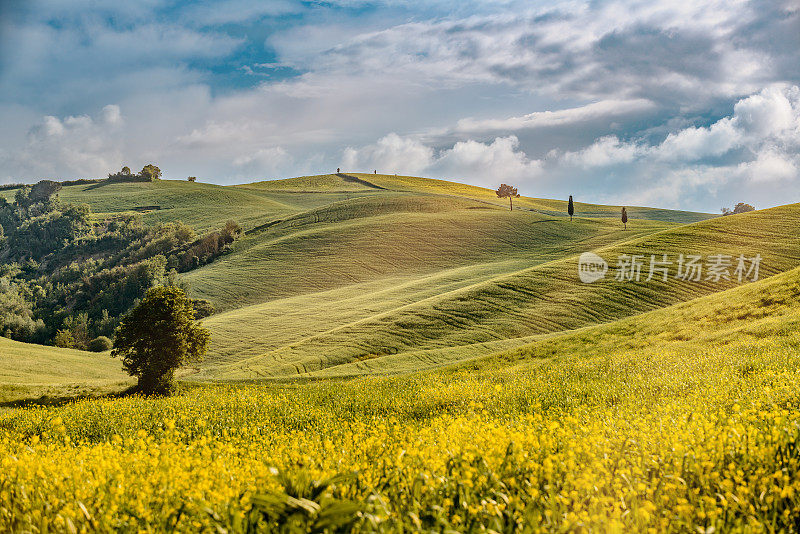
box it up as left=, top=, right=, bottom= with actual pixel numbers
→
left=2, top=268, right=800, bottom=532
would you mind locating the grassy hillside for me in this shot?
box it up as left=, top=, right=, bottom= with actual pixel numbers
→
left=476, top=261, right=800, bottom=373
left=348, top=173, right=716, bottom=222
left=317, top=257, right=800, bottom=378
left=184, top=194, right=677, bottom=311
left=237, top=173, right=382, bottom=192
left=0, top=173, right=721, bottom=397
left=0, top=337, right=129, bottom=404
left=1, top=179, right=374, bottom=233
left=1, top=174, right=715, bottom=228
left=195, top=203, right=800, bottom=379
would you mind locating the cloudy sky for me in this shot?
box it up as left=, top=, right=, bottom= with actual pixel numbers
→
left=0, top=0, right=798, bottom=211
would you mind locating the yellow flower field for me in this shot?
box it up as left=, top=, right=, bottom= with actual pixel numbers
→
left=2, top=340, right=800, bottom=532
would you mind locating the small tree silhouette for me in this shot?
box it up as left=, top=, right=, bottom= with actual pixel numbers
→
left=568, top=195, right=574, bottom=221
left=496, top=184, right=520, bottom=211
left=621, top=207, right=628, bottom=230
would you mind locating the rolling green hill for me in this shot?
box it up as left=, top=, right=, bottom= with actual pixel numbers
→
left=3, top=173, right=712, bottom=231
left=184, top=195, right=679, bottom=311
left=347, top=173, right=715, bottom=222
left=319, top=256, right=800, bottom=380
left=475, top=261, right=800, bottom=375
left=194, top=202, right=799, bottom=380
left=1, top=173, right=740, bottom=393
left=0, top=337, right=129, bottom=404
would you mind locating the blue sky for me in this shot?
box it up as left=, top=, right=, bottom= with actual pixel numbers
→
left=0, top=0, right=798, bottom=211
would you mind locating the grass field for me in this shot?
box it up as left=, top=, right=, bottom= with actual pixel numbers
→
left=191, top=202, right=799, bottom=380
left=0, top=174, right=788, bottom=389
left=0, top=337, right=129, bottom=405
left=0, top=174, right=716, bottom=401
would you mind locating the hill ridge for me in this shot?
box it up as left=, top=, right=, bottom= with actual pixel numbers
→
left=197, top=202, right=799, bottom=379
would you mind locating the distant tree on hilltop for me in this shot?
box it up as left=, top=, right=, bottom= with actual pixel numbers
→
left=108, top=165, right=161, bottom=183
left=621, top=207, right=628, bottom=230
left=188, top=176, right=196, bottom=182
left=568, top=195, right=574, bottom=221
left=140, top=164, right=162, bottom=181
left=721, top=203, right=755, bottom=216
left=496, top=184, right=520, bottom=211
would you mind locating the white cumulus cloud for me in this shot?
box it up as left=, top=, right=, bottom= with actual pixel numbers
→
left=0, top=106, right=125, bottom=181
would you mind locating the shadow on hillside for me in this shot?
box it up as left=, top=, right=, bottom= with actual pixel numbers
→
left=336, top=173, right=388, bottom=190
left=82, top=178, right=154, bottom=191
left=0, top=384, right=139, bottom=409
left=82, top=180, right=114, bottom=191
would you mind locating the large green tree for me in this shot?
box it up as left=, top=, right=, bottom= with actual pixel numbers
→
left=112, top=286, right=209, bottom=394
left=140, top=164, right=162, bottom=181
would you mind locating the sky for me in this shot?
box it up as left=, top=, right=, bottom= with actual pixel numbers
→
left=0, top=0, right=798, bottom=212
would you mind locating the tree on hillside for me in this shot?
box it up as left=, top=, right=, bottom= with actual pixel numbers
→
left=568, top=195, right=574, bottom=221
left=496, top=184, right=520, bottom=211
left=112, top=286, right=209, bottom=395
left=140, top=164, right=162, bottom=181
left=187, top=176, right=196, bottom=182
left=29, top=180, right=62, bottom=203
left=121, top=166, right=131, bottom=176
left=621, top=207, right=628, bottom=230
left=733, top=202, right=755, bottom=214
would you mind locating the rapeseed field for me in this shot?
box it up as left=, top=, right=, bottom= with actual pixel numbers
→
left=2, top=338, right=799, bottom=532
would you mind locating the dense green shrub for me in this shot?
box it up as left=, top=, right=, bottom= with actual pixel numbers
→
left=191, top=299, right=215, bottom=319
left=88, top=336, right=113, bottom=352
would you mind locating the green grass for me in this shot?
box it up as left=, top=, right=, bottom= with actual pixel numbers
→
left=237, top=173, right=381, bottom=192
left=0, top=173, right=737, bottom=390
left=1, top=179, right=378, bottom=233
left=2, top=173, right=712, bottom=231
left=192, top=202, right=799, bottom=379
left=184, top=194, right=677, bottom=311
left=200, top=248, right=800, bottom=383
left=464, top=260, right=800, bottom=375
left=0, top=337, right=130, bottom=405
left=348, top=173, right=716, bottom=222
